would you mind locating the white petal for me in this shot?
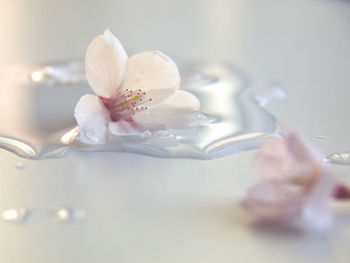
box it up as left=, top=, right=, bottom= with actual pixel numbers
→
left=109, top=120, right=143, bottom=136
left=122, top=51, right=180, bottom=104
left=85, top=29, right=128, bottom=98
left=133, top=90, right=200, bottom=128
left=162, top=89, right=200, bottom=111
left=74, top=94, right=111, bottom=144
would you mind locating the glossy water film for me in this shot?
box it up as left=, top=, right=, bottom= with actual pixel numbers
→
left=0, top=61, right=284, bottom=159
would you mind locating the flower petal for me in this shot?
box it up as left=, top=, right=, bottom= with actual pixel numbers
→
left=255, top=131, right=327, bottom=183
left=109, top=120, right=143, bottom=136
left=74, top=94, right=111, bottom=144
left=241, top=181, right=304, bottom=222
left=122, top=51, right=180, bottom=104
left=133, top=90, right=200, bottom=128
left=85, top=29, right=128, bottom=98
left=286, top=131, right=325, bottom=164
left=243, top=129, right=337, bottom=228
left=301, top=167, right=335, bottom=229
left=254, top=138, right=291, bottom=181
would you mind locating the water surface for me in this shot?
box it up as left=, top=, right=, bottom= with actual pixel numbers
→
left=0, top=61, right=284, bottom=159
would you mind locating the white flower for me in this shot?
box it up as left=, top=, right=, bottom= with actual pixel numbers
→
left=241, top=130, right=337, bottom=230
left=74, top=29, right=200, bottom=144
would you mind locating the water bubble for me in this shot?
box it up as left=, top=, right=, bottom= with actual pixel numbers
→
left=54, top=207, right=87, bottom=223
left=15, top=162, right=25, bottom=169
left=30, top=71, right=44, bottom=82
left=55, top=208, right=70, bottom=221
left=325, top=152, right=350, bottom=165
left=315, top=135, right=330, bottom=140
left=2, top=209, right=27, bottom=223
left=154, top=130, right=169, bottom=137
left=1, top=207, right=87, bottom=225
left=30, top=62, right=85, bottom=84
left=140, top=130, right=152, bottom=139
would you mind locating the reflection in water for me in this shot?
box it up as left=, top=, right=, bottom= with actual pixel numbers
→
left=0, top=61, right=284, bottom=159
left=0, top=137, right=37, bottom=158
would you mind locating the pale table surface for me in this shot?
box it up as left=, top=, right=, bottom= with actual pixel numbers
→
left=0, top=0, right=350, bottom=262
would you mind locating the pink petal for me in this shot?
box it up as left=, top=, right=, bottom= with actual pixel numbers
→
left=286, top=131, right=324, bottom=164
left=255, top=131, right=328, bottom=185
left=85, top=29, right=128, bottom=98
left=241, top=181, right=304, bottom=222
left=253, top=138, right=291, bottom=181
left=133, top=90, right=200, bottom=128
left=108, top=120, right=143, bottom=136
left=243, top=129, right=337, bottom=229
left=122, top=51, right=180, bottom=105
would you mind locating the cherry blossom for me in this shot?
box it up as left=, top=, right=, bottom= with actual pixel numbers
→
left=241, top=131, right=337, bottom=229
left=74, top=29, right=199, bottom=144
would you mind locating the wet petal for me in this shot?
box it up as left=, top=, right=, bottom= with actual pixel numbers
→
left=85, top=29, right=128, bottom=98
left=242, top=181, right=304, bottom=221
left=243, top=129, right=336, bottom=229
left=301, top=167, right=335, bottom=228
left=133, top=90, right=200, bottom=128
left=254, top=138, right=291, bottom=181
left=255, top=131, right=327, bottom=184
left=109, top=120, right=143, bottom=136
left=74, top=94, right=111, bottom=144
left=286, top=131, right=324, bottom=163
left=122, top=51, right=180, bottom=104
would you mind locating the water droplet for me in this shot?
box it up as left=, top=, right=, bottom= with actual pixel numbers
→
left=197, top=113, right=220, bottom=124
left=30, top=63, right=85, bottom=84
left=54, top=207, right=87, bottom=222
left=325, top=152, right=350, bottom=165
left=154, top=130, right=169, bottom=137
left=30, top=71, right=44, bottom=82
left=0, top=61, right=283, bottom=159
left=2, top=209, right=27, bottom=223
left=1, top=207, right=87, bottom=225
left=55, top=208, right=70, bottom=221
left=315, top=135, right=330, bottom=140
left=140, top=130, right=152, bottom=139
left=15, top=162, right=25, bottom=169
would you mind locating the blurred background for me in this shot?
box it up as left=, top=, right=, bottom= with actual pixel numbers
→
left=1, top=0, right=350, bottom=262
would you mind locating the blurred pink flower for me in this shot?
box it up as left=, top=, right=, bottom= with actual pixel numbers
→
left=241, top=131, right=337, bottom=229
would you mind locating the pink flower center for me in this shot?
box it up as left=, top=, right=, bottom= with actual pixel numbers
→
left=100, top=88, right=152, bottom=122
